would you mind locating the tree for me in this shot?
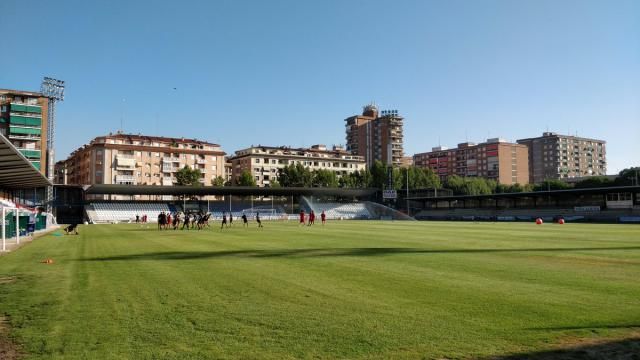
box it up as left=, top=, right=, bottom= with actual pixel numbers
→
left=339, top=169, right=371, bottom=188
left=211, top=176, right=225, bottom=187
left=237, top=170, right=257, bottom=187
left=269, top=179, right=281, bottom=188
left=176, top=166, right=202, bottom=186
left=396, top=166, right=442, bottom=190
left=444, top=176, right=495, bottom=195
left=533, top=179, right=572, bottom=192
left=615, top=167, right=640, bottom=186
left=369, top=160, right=388, bottom=189
left=495, top=183, right=528, bottom=193
left=574, top=176, right=614, bottom=189
left=277, top=163, right=313, bottom=187
left=312, top=169, right=338, bottom=187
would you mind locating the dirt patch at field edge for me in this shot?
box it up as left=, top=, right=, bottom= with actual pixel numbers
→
left=487, top=331, right=640, bottom=360
left=0, top=316, right=22, bottom=360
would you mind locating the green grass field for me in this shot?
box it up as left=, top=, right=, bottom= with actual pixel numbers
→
left=1, top=221, right=639, bottom=359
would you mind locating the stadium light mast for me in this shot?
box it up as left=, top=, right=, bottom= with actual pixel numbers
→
left=40, top=77, right=65, bottom=209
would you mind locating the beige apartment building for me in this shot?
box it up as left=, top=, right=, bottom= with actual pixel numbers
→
left=517, top=132, right=606, bottom=184
left=228, top=145, right=366, bottom=187
left=55, top=133, right=226, bottom=187
left=413, top=138, right=529, bottom=185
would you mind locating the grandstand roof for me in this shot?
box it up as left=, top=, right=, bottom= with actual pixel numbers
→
left=0, top=134, right=52, bottom=188
left=84, top=184, right=377, bottom=197
left=407, top=185, right=640, bottom=201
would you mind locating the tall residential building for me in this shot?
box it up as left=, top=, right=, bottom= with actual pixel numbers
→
left=55, top=133, right=226, bottom=187
left=517, top=132, right=606, bottom=184
left=0, top=89, right=49, bottom=174
left=228, top=145, right=366, bottom=187
left=345, top=104, right=404, bottom=167
left=413, top=138, right=529, bottom=184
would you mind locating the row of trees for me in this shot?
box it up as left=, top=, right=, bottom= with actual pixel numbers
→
left=176, top=166, right=258, bottom=187
left=174, top=163, right=639, bottom=194
left=443, top=176, right=570, bottom=196
left=276, top=161, right=441, bottom=190
left=443, top=167, right=639, bottom=195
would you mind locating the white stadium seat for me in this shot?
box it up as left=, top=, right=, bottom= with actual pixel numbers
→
left=88, top=203, right=172, bottom=223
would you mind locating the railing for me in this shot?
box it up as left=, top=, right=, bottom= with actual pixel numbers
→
left=8, top=134, right=40, bottom=140
left=115, top=175, right=135, bottom=182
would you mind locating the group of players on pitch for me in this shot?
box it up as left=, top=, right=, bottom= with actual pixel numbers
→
left=298, top=209, right=326, bottom=226
left=134, top=209, right=327, bottom=230
left=134, top=211, right=264, bottom=230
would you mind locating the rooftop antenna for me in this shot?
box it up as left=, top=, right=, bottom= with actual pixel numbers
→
left=155, top=113, right=159, bottom=136
left=120, top=98, right=126, bottom=132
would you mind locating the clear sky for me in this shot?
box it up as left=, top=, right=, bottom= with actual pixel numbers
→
left=1, top=0, right=638, bottom=173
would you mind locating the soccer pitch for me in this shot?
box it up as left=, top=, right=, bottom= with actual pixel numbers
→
left=1, top=221, right=639, bottom=359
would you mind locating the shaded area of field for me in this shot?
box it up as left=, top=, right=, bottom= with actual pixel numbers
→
left=83, top=245, right=640, bottom=262
left=486, top=334, right=640, bottom=360
left=0, top=221, right=639, bottom=359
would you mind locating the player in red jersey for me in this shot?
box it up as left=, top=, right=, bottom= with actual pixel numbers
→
left=299, top=210, right=305, bottom=226
left=321, top=210, right=326, bottom=225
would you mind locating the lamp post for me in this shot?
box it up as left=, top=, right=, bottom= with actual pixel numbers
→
left=406, top=167, right=410, bottom=216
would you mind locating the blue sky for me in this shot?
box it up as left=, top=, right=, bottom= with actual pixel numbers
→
left=1, top=0, right=638, bottom=173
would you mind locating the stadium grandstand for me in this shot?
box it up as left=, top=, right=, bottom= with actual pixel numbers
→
left=409, top=185, right=640, bottom=223
left=52, top=184, right=416, bottom=224
left=51, top=182, right=640, bottom=225
left=0, top=134, right=55, bottom=251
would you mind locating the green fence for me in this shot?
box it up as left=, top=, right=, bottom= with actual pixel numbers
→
left=2, top=212, right=47, bottom=238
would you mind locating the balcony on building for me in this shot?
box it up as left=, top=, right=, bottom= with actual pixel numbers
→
left=162, top=164, right=177, bottom=172
left=17, top=148, right=41, bottom=159
left=115, top=154, right=136, bottom=169
left=115, top=175, right=136, bottom=184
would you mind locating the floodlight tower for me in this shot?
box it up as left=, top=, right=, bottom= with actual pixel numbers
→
left=40, top=77, right=65, bottom=208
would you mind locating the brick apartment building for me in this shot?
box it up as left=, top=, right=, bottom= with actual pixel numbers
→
left=413, top=138, right=529, bottom=184
left=345, top=104, right=404, bottom=167
left=517, top=132, right=606, bottom=184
